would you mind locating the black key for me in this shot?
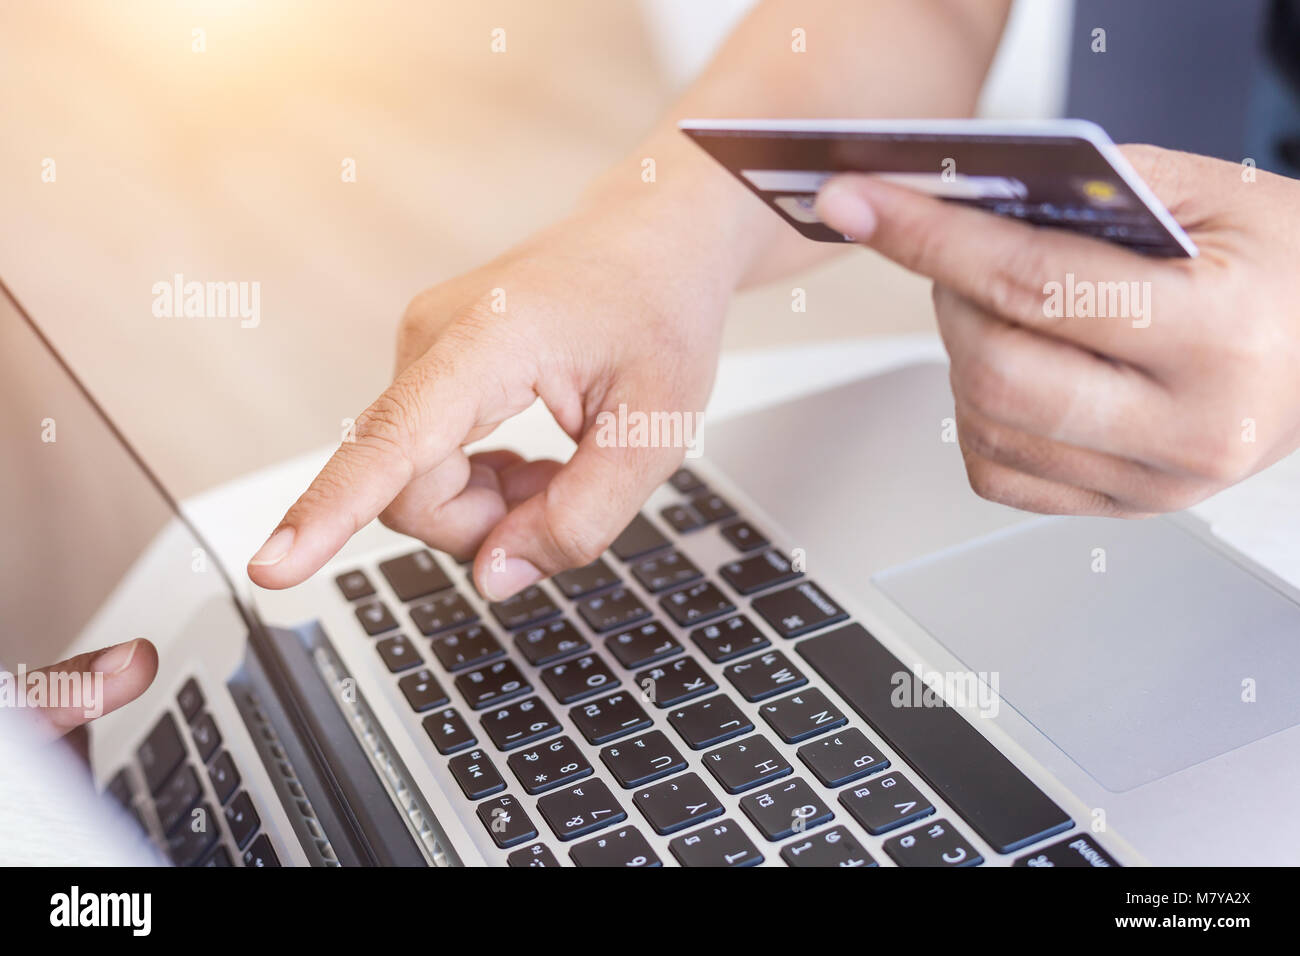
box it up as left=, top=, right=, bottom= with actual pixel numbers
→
left=224, top=790, right=261, bottom=849
left=799, top=623, right=1072, bottom=854
left=631, top=549, right=702, bottom=594
left=398, top=668, right=449, bottom=713
left=689, top=491, right=736, bottom=524
left=781, top=825, right=877, bottom=868
left=201, top=846, right=234, bottom=867
left=478, top=794, right=537, bottom=848
left=514, top=617, right=588, bottom=666
left=660, top=580, right=736, bottom=628
left=740, top=777, right=833, bottom=841
left=542, top=653, right=619, bottom=704
left=659, top=502, right=705, bottom=534
left=569, top=691, right=653, bottom=745
left=355, top=600, right=398, bottom=636
left=334, top=569, right=375, bottom=601
left=537, top=779, right=626, bottom=841
left=633, top=772, right=725, bottom=835
left=410, top=591, right=478, bottom=636
left=376, top=633, right=422, bottom=673
left=379, top=549, right=452, bottom=601
left=609, top=513, right=669, bottom=561
left=553, top=559, right=620, bottom=599
left=104, top=769, right=133, bottom=810
left=165, top=801, right=218, bottom=865
left=690, top=615, right=769, bottom=663
left=137, top=712, right=186, bottom=795
left=507, top=842, right=560, bottom=867
left=724, top=650, right=807, bottom=702
left=797, top=728, right=889, bottom=787
left=607, top=620, right=681, bottom=670
left=455, top=659, right=531, bottom=710
left=704, top=734, right=792, bottom=794
left=207, top=751, right=241, bottom=805
left=668, top=694, right=753, bottom=750
left=488, top=584, right=561, bottom=631
left=176, top=678, right=204, bottom=721
left=720, top=519, right=768, bottom=553
left=508, top=735, right=592, bottom=794
left=719, top=550, right=801, bottom=596
left=669, top=819, right=762, bottom=867
left=430, top=624, right=502, bottom=672
left=636, top=655, right=717, bottom=708
left=153, top=764, right=202, bottom=833
left=884, top=818, right=983, bottom=868
left=600, top=731, right=687, bottom=788
left=481, top=696, right=561, bottom=751
left=242, top=833, right=281, bottom=867
left=838, top=771, right=934, bottom=835
left=759, top=688, right=846, bottom=743
left=422, top=707, right=477, bottom=754
left=1013, top=835, right=1119, bottom=868
left=578, top=586, right=651, bottom=633
left=751, top=581, right=847, bottom=639
left=189, top=712, right=222, bottom=762
left=448, top=748, right=507, bottom=800
left=571, top=825, right=662, bottom=867
left=668, top=467, right=704, bottom=493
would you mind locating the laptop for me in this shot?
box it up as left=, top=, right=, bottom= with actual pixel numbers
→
left=5, top=275, right=1300, bottom=868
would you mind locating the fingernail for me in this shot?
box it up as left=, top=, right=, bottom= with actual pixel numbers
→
left=815, top=179, right=877, bottom=240
left=249, top=526, right=295, bottom=567
left=91, top=639, right=139, bottom=676
left=483, top=557, right=541, bottom=602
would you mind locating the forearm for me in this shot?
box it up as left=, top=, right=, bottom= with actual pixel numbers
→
left=577, top=0, right=1012, bottom=290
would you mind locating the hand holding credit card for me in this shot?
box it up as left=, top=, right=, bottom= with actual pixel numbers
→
left=680, top=118, right=1198, bottom=257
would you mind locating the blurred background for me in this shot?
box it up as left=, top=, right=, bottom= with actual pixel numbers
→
left=0, top=0, right=1078, bottom=501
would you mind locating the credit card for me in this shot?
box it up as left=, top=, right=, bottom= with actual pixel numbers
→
left=680, top=118, right=1197, bottom=257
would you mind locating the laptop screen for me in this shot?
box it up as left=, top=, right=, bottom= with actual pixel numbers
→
left=0, top=280, right=241, bottom=680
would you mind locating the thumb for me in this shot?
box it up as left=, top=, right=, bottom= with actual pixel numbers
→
left=27, top=639, right=159, bottom=739
left=814, top=172, right=1144, bottom=328
left=473, top=396, right=697, bottom=601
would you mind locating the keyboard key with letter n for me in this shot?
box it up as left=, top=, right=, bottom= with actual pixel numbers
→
left=797, top=623, right=1071, bottom=854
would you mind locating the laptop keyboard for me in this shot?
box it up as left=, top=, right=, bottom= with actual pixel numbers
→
left=104, top=678, right=280, bottom=867
left=330, top=466, right=1080, bottom=867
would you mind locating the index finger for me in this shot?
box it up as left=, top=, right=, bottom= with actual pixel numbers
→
left=814, top=173, right=1187, bottom=357
left=247, top=348, right=482, bottom=589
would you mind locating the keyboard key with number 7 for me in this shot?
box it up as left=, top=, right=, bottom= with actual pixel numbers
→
left=537, top=779, right=627, bottom=841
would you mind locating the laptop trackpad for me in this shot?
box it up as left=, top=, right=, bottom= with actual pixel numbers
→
left=874, top=516, right=1300, bottom=792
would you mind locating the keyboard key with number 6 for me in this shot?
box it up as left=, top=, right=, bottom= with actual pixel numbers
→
left=571, top=826, right=662, bottom=867
left=481, top=696, right=560, bottom=751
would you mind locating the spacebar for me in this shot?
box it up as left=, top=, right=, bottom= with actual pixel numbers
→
left=797, top=623, right=1071, bottom=854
